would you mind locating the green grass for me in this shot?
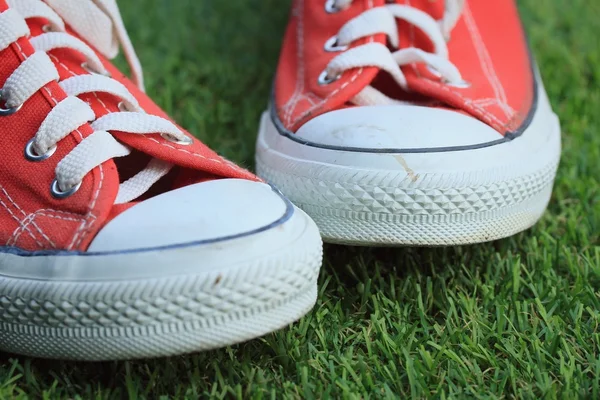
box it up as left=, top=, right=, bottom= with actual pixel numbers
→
left=2, top=0, right=599, bottom=398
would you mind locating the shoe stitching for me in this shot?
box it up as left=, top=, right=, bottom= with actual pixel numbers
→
left=10, top=210, right=87, bottom=249
left=462, top=1, right=513, bottom=122
left=472, top=97, right=516, bottom=117
left=48, top=57, right=111, bottom=250
left=14, top=40, right=97, bottom=251
left=281, top=0, right=311, bottom=126
left=1, top=186, right=55, bottom=248
left=289, top=0, right=375, bottom=129
left=8, top=41, right=92, bottom=250
left=1, top=187, right=48, bottom=249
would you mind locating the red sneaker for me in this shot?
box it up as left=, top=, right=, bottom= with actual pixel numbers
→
left=257, top=0, right=561, bottom=246
left=0, top=0, right=321, bottom=360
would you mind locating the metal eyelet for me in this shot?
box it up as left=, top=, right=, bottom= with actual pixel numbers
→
left=81, top=62, right=111, bottom=77
left=324, top=36, right=348, bottom=52
left=160, top=133, right=194, bottom=146
left=0, top=89, right=22, bottom=116
left=24, top=138, right=56, bottom=162
left=51, top=179, right=81, bottom=199
left=325, top=0, right=340, bottom=13
left=318, top=70, right=341, bottom=85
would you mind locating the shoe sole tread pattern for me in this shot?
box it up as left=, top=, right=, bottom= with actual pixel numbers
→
left=0, top=218, right=322, bottom=360
left=257, top=158, right=557, bottom=245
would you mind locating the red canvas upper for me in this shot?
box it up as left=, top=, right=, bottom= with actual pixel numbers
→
left=274, top=0, right=534, bottom=134
left=0, top=0, right=257, bottom=252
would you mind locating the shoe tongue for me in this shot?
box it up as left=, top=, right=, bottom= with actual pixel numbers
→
left=396, top=0, right=444, bottom=49
left=44, top=0, right=119, bottom=58
left=367, top=1, right=445, bottom=102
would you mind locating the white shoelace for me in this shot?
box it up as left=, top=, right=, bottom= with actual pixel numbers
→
left=0, top=0, right=191, bottom=203
left=323, top=0, right=466, bottom=106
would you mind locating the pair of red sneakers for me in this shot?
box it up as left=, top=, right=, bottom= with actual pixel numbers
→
left=0, top=0, right=560, bottom=360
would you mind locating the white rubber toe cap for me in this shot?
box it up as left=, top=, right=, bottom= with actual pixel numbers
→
left=89, top=179, right=289, bottom=252
left=294, top=105, right=502, bottom=150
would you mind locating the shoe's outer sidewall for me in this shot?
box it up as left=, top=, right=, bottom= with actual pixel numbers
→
left=0, top=208, right=322, bottom=360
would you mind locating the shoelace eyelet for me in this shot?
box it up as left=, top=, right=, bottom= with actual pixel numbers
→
left=160, top=133, right=193, bottom=146
left=318, top=70, right=342, bottom=85
left=51, top=179, right=81, bottom=199
left=325, top=0, right=341, bottom=13
left=324, top=36, right=349, bottom=52
left=81, top=62, right=111, bottom=78
left=0, top=89, right=22, bottom=116
left=24, top=138, right=57, bottom=162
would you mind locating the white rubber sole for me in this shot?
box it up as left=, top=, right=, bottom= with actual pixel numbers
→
left=256, top=90, right=561, bottom=246
left=0, top=206, right=322, bottom=360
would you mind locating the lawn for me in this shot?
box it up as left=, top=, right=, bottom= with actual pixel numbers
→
left=1, top=0, right=599, bottom=398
